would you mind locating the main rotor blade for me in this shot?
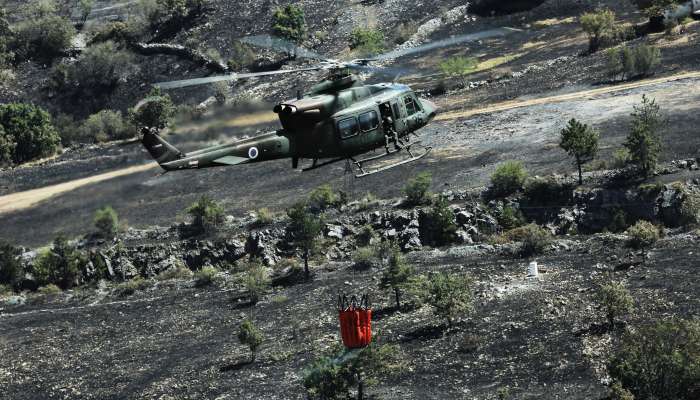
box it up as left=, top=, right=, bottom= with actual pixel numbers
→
left=373, top=27, right=522, bottom=62
left=240, top=34, right=328, bottom=61
left=153, top=67, right=323, bottom=89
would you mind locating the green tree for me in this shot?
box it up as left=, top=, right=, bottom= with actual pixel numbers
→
left=598, top=281, right=634, bottom=328
left=439, top=56, right=478, bottom=86
left=624, top=95, right=665, bottom=177
left=580, top=9, right=616, bottom=52
left=94, top=206, right=119, bottom=238
left=379, top=247, right=413, bottom=309
left=186, top=195, right=224, bottom=234
left=286, top=202, right=323, bottom=279
left=559, top=119, right=600, bottom=185
left=80, top=110, right=135, bottom=142
left=403, top=171, right=432, bottom=206
left=0, top=103, right=60, bottom=165
left=606, top=47, right=623, bottom=81
left=422, top=196, right=457, bottom=246
left=78, top=0, right=94, bottom=25
left=33, top=235, right=85, bottom=289
left=271, top=5, right=307, bottom=44
left=350, top=28, right=385, bottom=57
left=129, top=87, right=175, bottom=130
left=608, top=318, right=700, bottom=400
left=12, top=14, right=75, bottom=63
left=309, top=184, right=341, bottom=211
left=490, top=161, right=528, bottom=198
left=238, top=319, right=264, bottom=362
left=244, top=262, right=270, bottom=305
left=633, top=44, right=661, bottom=77
left=0, top=241, right=22, bottom=290
left=423, top=272, right=473, bottom=328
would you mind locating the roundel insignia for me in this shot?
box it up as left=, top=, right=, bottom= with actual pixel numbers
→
left=248, top=147, right=259, bottom=159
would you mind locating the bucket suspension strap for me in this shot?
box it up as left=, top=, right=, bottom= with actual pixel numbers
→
left=338, top=294, right=370, bottom=312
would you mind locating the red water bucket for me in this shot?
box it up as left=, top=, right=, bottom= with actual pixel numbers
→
left=338, top=295, right=372, bottom=349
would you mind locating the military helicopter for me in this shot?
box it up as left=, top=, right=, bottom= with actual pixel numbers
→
left=142, top=28, right=519, bottom=177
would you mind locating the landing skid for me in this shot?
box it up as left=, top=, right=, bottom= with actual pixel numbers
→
left=351, top=142, right=432, bottom=178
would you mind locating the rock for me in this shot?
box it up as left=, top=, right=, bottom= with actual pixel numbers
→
left=325, top=224, right=344, bottom=240
left=399, top=228, right=422, bottom=251
left=456, top=211, right=474, bottom=226
left=245, top=232, right=279, bottom=266
left=456, top=230, right=474, bottom=244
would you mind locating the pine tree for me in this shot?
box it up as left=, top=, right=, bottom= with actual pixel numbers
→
left=624, top=95, right=664, bottom=177
left=286, top=202, right=323, bottom=279
left=379, top=247, right=413, bottom=309
left=559, top=119, right=599, bottom=185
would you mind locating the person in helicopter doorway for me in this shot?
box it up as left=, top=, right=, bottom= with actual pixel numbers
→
left=380, top=103, right=401, bottom=152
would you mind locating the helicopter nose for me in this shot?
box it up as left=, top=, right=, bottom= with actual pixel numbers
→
left=419, top=98, right=438, bottom=122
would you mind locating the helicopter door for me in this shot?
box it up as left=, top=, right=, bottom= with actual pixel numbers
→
left=389, top=101, right=407, bottom=134
left=402, top=95, right=422, bottom=131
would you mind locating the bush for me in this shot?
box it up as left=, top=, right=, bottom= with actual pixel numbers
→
left=244, top=262, right=270, bottom=305
left=94, top=206, right=119, bottom=238
left=187, top=195, right=224, bottom=234
left=625, top=95, right=664, bottom=177
left=80, top=110, right=135, bottom=143
left=379, top=247, right=413, bottom=309
left=626, top=220, right=660, bottom=253
left=598, top=281, right=634, bottom=327
left=156, top=262, right=192, bottom=281
left=608, top=44, right=661, bottom=81
left=286, top=202, right=323, bottom=278
left=12, top=15, right=75, bottom=63
left=129, top=88, right=175, bottom=129
left=226, top=40, right=256, bottom=71
left=523, top=176, right=573, bottom=207
left=0, top=241, right=22, bottom=290
left=141, top=0, right=205, bottom=26
left=505, top=223, right=552, bottom=257
left=309, top=184, right=342, bottom=211
left=608, top=319, right=700, bottom=400
left=392, top=21, right=418, bottom=45
left=271, top=5, right=307, bottom=43
left=490, top=161, right=528, bottom=198
left=350, top=28, right=385, bottom=56
left=421, top=196, right=457, bottom=246
left=439, top=56, right=478, bottom=86
left=355, top=224, right=376, bottom=247
left=404, top=172, right=432, bottom=206
left=580, top=9, right=616, bottom=52
left=32, top=235, right=85, bottom=289
left=612, top=148, right=632, bottom=169
left=37, top=283, right=61, bottom=296
left=497, top=205, right=525, bottom=230
left=114, top=276, right=151, bottom=297
left=608, top=209, right=629, bottom=233
left=0, top=103, right=60, bottom=165
left=680, top=191, right=700, bottom=226
left=356, top=192, right=378, bottom=211
left=422, top=272, right=473, bottom=328
left=352, top=246, right=379, bottom=270
left=238, top=319, right=264, bottom=362
left=252, top=207, right=274, bottom=227
left=49, top=42, right=136, bottom=111
left=609, top=381, right=635, bottom=400
left=633, top=44, right=661, bottom=77
left=194, top=265, right=218, bottom=287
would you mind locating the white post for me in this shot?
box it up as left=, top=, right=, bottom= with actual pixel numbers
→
left=527, top=261, right=539, bottom=278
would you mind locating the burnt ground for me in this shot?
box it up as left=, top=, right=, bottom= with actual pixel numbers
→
left=1, top=232, right=698, bottom=399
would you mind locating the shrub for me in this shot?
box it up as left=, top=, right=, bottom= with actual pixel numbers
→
left=253, top=207, right=274, bottom=227
left=606, top=47, right=624, bottom=81
left=609, top=44, right=661, bottom=81
left=633, top=44, right=661, bottom=77
left=612, top=148, right=631, bottom=169
left=490, top=161, right=528, bottom=198
left=439, top=56, right=478, bottom=86
left=422, top=272, right=473, bottom=328
left=403, top=172, right=432, bottom=206
left=559, top=119, right=600, bottom=185
left=309, top=184, right=341, bottom=211
left=244, top=262, right=270, bottom=305
left=379, top=247, right=413, bottom=309
left=0, top=103, right=60, bottom=165
left=156, top=262, right=192, bottom=281
left=271, top=5, right=307, bottom=43
left=680, top=191, right=700, bottom=225
left=608, top=209, right=629, bottom=233
left=226, top=40, right=256, bottom=71
left=523, top=176, right=573, bottom=207
left=37, top=283, right=61, bottom=296
left=238, top=319, right=264, bottom=362
left=114, top=276, right=151, bottom=297
left=598, top=281, right=634, bottom=327
left=32, top=235, right=85, bottom=289
left=626, top=220, right=660, bottom=254
left=94, top=206, right=119, bottom=238
left=78, top=0, right=94, bottom=25
left=609, top=381, right=635, bottom=400
left=580, top=9, right=616, bottom=52
left=352, top=246, right=379, bottom=270
left=0, top=241, right=22, bottom=290
left=355, top=224, right=376, bottom=247
left=505, top=223, right=552, bottom=257
left=350, top=28, right=385, bottom=56
left=421, top=196, right=457, bottom=246
left=608, top=319, right=700, bottom=400
left=497, top=205, right=525, bottom=230
left=356, top=192, right=378, bottom=211
left=141, top=0, right=205, bottom=26
left=80, top=110, right=135, bottom=143
left=392, top=21, right=418, bottom=45
left=129, top=87, right=175, bottom=129
left=11, top=15, right=75, bottom=63
left=625, top=95, right=664, bottom=177
left=187, top=195, right=224, bottom=234
left=194, top=265, right=218, bottom=287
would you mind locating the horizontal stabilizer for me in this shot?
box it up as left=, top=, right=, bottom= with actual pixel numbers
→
left=214, top=156, right=249, bottom=165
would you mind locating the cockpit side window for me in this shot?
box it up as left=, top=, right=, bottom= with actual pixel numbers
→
left=338, top=117, right=359, bottom=139
left=404, top=96, right=419, bottom=116
left=358, top=111, right=379, bottom=132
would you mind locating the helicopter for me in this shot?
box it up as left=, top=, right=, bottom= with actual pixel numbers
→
left=142, top=28, right=519, bottom=177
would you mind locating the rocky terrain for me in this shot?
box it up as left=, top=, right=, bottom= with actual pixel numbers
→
left=1, top=0, right=700, bottom=399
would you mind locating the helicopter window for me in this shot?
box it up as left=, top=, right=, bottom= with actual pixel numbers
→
left=404, top=96, right=419, bottom=116
left=358, top=111, right=379, bottom=132
left=338, top=117, right=359, bottom=139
